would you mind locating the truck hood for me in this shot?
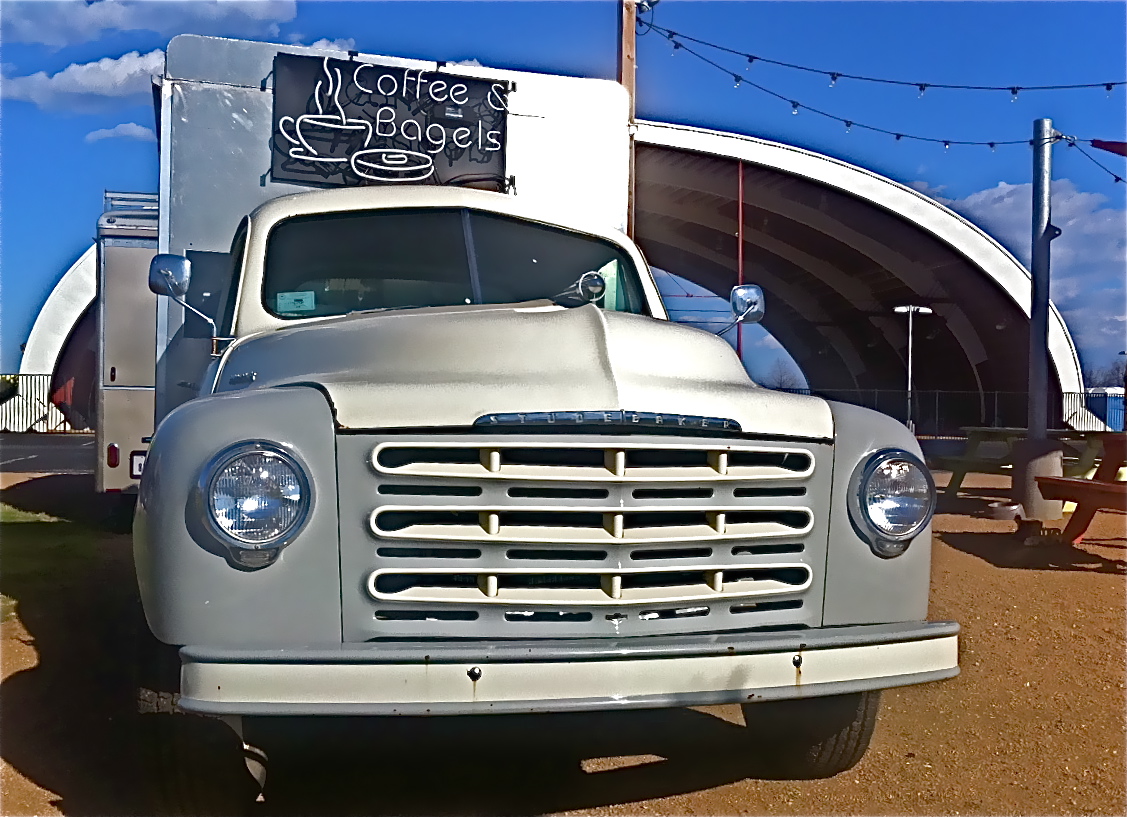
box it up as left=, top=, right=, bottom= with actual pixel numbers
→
left=213, top=303, right=833, bottom=439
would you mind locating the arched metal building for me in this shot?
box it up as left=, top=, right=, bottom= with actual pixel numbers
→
left=19, top=120, right=1085, bottom=432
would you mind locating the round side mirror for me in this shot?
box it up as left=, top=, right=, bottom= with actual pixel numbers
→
left=149, top=254, right=192, bottom=299
left=730, top=284, right=765, bottom=324
left=576, top=271, right=606, bottom=304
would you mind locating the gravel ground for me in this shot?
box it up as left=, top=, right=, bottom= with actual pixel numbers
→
left=1, top=470, right=1123, bottom=816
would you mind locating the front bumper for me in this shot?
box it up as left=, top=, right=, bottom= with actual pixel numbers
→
left=178, top=621, right=958, bottom=716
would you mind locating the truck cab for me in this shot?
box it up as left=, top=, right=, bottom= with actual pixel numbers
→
left=134, top=183, right=956, bottom=810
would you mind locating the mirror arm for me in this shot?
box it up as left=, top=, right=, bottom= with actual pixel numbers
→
left=170, top=294, right=218, bottom=341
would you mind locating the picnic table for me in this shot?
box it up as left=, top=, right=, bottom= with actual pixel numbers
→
left=1036, top=433, right=1126, bottom=544
left=935, top=426, right=1107, bottom=498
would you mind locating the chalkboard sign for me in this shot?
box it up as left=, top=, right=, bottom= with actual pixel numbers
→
left=272, top=53, right=508, bottom=189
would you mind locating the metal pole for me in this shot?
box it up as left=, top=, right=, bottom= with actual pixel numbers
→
left=906, top=307, right=914, bottom=431
left=1012, top=118, right=1063, bottom=531
left=1028, top=117, right=1060, bottom=440
left=894, top=305, right=931, bottom=432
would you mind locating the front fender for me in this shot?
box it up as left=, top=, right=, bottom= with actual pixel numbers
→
left=822, top=401, right=934, bottom=626
left=134, top=386, right=341, bottom=647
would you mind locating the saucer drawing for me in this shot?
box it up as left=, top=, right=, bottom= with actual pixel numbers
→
left=351, top=149, right=435, bottom=182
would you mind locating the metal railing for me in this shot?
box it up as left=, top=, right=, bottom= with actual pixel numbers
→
left=0, top=374, right=90, bottom=433
left=774, top=389, right=1123, bottom=437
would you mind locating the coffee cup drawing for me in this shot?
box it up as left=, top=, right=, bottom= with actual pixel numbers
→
left=279, top=114, right=373, bottom=164
left=278, top=58, right=372, bottom=165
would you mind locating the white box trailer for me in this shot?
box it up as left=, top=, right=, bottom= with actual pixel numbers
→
left=97, top=34, right=632, bottom=492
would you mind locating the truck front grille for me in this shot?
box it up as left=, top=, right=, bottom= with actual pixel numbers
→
left=337, top=433, right=831, bottom=640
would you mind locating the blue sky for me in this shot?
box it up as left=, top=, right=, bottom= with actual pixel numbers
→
left=2, top=0, right=1124, bottom=380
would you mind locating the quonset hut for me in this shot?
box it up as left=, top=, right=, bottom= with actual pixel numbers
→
left=17, top=57, right=1085, bottom=434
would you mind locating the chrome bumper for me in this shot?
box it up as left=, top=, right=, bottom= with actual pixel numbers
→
left=177, top=621, right=958, bottom=716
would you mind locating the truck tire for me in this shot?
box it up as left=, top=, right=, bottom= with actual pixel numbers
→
left=740, top=690, right=880, bottom=779
left=135, top=625, right=260, bottom=816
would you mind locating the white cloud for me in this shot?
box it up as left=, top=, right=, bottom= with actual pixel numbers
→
left=2, top=49, right=163, bottom=111
left=308, top=38, right=356, bottom=53
left=85, top=122, right=156, bottom=143
left=1, top=0, right=296, bottom=48
left=915, top=178, right=1127, bottom=366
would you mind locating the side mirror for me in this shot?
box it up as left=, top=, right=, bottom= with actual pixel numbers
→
left=149, top=254, right=192, bottom=299
left=730, top=284, right=765, bottom=324
left=576, top=271, right=607, bottom=304
left=552, top=271, right=606, bottom=307
left=148, top=253, right=220, bottom=349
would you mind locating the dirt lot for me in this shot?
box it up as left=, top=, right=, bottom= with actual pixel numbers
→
left=1, top=471, right=1123, bottom=816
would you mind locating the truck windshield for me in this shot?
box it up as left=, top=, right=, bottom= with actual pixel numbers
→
left=263, top=208, right=648, bottom=319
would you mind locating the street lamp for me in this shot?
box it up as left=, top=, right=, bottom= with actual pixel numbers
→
left=894, top=305, right=934, bottom=433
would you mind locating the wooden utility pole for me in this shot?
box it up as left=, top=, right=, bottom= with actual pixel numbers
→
left=618, top=0, right=637, bottom=238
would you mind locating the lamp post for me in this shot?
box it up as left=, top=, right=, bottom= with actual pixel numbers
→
left=894, top=305, right=933, bottom=433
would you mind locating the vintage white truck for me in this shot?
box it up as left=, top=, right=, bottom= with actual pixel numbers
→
left=118, top=35, right=958, bottom=812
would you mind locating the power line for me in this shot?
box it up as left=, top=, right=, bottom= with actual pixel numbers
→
left=643, top=20, right=1126, bottom=96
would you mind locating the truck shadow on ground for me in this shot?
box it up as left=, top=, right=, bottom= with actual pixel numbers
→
left=254, top=707, right=778, bottom=816
left=1, top=480, right=796, bottom=816
left=1, top=474, right=135, bottom=531
left=0, top=517, right=147, bottom=815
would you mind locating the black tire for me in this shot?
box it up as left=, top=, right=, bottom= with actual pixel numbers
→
left=135, top=622, right=260, bottom=816
left=740, top=690, right=880, bottom=779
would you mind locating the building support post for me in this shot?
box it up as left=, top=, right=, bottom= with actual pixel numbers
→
left=618, top=0, right=637, bottom=240
left=1013, top=118, right=1064, bottom=531
left=737, top=160, right=744, bottom=359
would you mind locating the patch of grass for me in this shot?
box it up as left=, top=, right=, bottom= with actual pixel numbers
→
left=1, top=503, right=109, bottom=625
left=1, top=593, right=16, bottom=622
left=1, top=504, right=59, bottom=524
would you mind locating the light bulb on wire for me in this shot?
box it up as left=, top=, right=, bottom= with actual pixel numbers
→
left=791, top=101, right=800, bottom=115
left=1010, top=87, right=1020, bottom=102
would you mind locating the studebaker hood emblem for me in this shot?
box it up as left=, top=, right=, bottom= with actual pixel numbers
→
left=213, top=303, right=833, bottom=439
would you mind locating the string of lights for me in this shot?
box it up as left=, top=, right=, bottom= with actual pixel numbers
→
left=1064, top=139, right=1126, bottom=184
left=646, top=26, right=1032, bottom=149
left=641, top=19, right=1126, bottom=97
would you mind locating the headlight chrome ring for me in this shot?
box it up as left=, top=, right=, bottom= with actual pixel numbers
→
left=199, top=441, right=313, bottom=568
left=847, top=448, right=935, bottom=558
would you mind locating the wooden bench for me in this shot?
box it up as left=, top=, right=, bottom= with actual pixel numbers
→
left=937, top=427, right=1105, bottom=498
left=1036, top=433, right=1126, bottom=544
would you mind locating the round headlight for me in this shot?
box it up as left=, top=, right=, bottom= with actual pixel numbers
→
left=849, top=449, right=935, bottom=558
left=202, top=442, right=311, bottom=560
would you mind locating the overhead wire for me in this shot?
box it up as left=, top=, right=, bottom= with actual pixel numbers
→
left=634, top=10, right=1127, bottom=183
left=643, top=20, right=1126, bottom=95
left=645, top=25, right=1030, bottom=148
